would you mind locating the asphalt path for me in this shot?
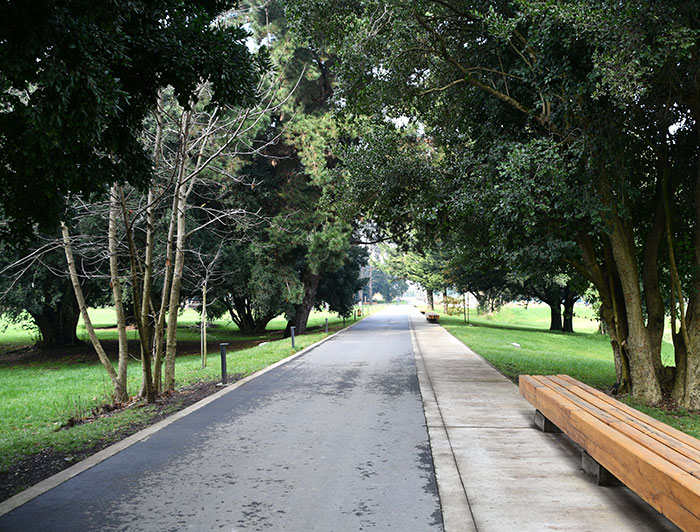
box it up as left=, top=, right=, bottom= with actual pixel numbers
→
left=0, top=307, right=442, bottom=531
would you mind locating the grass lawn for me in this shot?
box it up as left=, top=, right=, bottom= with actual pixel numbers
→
left=1, top=305, right=376, bottom=349
left=438, top=303, right=700, bottom=439
left=0, top=304, right=382, bottom=478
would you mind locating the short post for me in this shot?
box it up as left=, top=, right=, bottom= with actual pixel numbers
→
left=343, top=317, right=346, bottom=326
left=353, top=310, right=357, bottom=322
left=290, top=326, right=296, bottom=349
left=220, top=343, right=229, bottom=385
left=325, top=318, right=328, bottom=333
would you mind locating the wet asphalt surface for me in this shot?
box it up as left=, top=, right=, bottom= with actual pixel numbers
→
left=0, top=307, right=443, bottom=531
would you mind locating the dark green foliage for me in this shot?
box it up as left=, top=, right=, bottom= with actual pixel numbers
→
left=0, top=235, right=94, bottom=349
left=231, top=0, right=363, bottom=334
left=0, top=0, right=264, bottom=242
left=286, top=0, right=700, bottom=403
left=317, top=245, right=368, bottom=317
left=365, top=268, right=407, bottom=303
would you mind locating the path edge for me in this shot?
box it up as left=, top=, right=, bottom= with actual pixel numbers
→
left=0, top=318, right=364, bottom=516
left=408, top=309, right=477, bottom=532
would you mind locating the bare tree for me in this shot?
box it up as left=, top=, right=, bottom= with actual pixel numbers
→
left=4, top=64, right=300, bottom=404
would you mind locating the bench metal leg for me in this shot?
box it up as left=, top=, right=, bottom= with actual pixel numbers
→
left=534, top=410, right=562, bottom=433
left=581, top=451, right=622, bottom=487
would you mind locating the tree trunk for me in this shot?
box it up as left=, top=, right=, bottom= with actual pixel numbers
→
left=673, top=108, right=700, bottom=409
left=442, top=288, right=448, bottom=314
left=61, top=222, right=124, bottom=399
left=140, top=188, right=156, bottom=399
left=153, top=185, right=178, bottom=393
left=164, top=178, right=188, bottom=391
left=225, top=295, right=275, bottom=334
left=642, top=171, right=667, bottom=381
left=562, top=287, right=576, bottom=333
left=426, top=289, right=434, bottom=310
left=109, top=185, right=130, bottom=403
left=200, top=281, right=207, bottom=369
left=253, top=316, right=274, bottom=333
left=574, top=232, right=631, bottom=393
left=289, top=271, right=321, bottom=336
left=31, top=285, right=80, bottom=349
left=163, top=106, right=195, bottom=392
left=608, top=216, right=662, bottom=404
left=119, top=187, right=156, bottom=403
left=548, top=302, right=563, bottom=331
left=682, top=311, right=700, bottom=409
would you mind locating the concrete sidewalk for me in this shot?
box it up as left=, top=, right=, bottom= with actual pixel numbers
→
left=408, top=307, right=680, bottom=531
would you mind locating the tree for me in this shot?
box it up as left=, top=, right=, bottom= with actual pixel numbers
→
left=288, top=0, right=700, bottom=408
left=378, top=246, right=446, bottom=310
left=317, top=244, right=369, bottom=317
left=206, top=243, right=290, bottom=334
left=49, top=6, right=271, bottom=401
left=0, top=0, right=262, bottom=242
left=240, top=0, right=360, bottom=336
left=365, top=267, right=407, bottom=303
left=0, top=241, right=82, bottom=348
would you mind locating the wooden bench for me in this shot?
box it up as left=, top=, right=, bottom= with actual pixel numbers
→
left=425, top=311, right=440, bottom=322
left=519, top=374, right=700, bottom=531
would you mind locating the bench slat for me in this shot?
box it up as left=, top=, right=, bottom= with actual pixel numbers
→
left=532, top=376, right=700, bottom=478
left=557, top=374, right=700, bottom=455
left=548, top=375, right=700, bottom=468
left=520, top=375, right=700, bottom=531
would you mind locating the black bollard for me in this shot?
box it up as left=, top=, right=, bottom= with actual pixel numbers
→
left=220, top=343, right=229, bottom=385
left=290, top=326, right=296, bottom=349
left=325, top=318, right=328, bottom=333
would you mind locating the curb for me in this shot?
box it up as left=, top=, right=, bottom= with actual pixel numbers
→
left=0, top=316, right=366, bottom=516
left=408, top=309, right=477, bottom=532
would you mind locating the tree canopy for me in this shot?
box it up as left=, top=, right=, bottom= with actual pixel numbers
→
left=0, top=0, right=266, bottom=242
left=286, top=0, right=700, bottom=408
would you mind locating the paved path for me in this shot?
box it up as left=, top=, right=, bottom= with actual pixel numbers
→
left=0, top=308, right=441, bottom=531
left=1, top=305, right=686, bottom=531
left=409, top=306, right=680, bottom=531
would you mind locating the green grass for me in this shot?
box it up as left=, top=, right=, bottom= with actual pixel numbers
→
left=440, top=303, right=700, bottom=439
left=0, top=304, right=383, bottom=475
left=1, top=305, right=376, bottom=348
left=443, top=313, right=617, bottom=390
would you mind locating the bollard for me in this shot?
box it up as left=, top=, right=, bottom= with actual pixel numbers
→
left=290, top=326, right=296, bottom=349
left=325, top=318, right=328, bottom=333
left=343, top=317, right=346, bottom=326
left=220, top=343, right=229, bottom=385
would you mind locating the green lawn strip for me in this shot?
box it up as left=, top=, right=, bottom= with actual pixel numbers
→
left=2, top=304, right=381, bottom=347
left=439, top=307, right=700, bottom=439
left=0, top=307, right=378, bottom=474
left=440, top=313, right=617, bottom=390
left=622, top=398, right=700, bottom=440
